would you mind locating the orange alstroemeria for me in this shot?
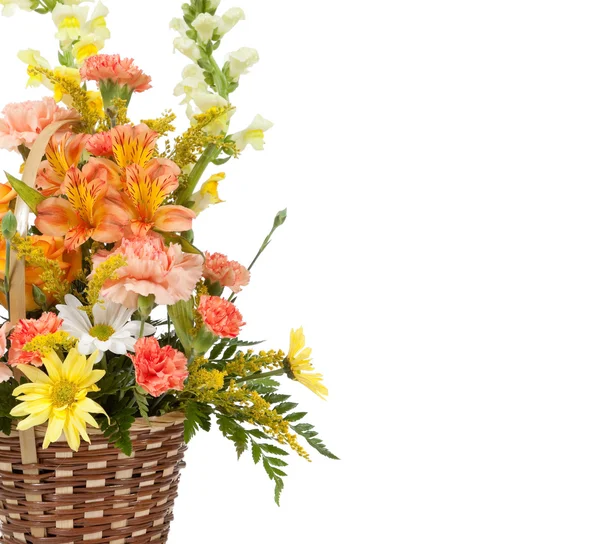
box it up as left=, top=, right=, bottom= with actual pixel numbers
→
left=35, top=167, right=128, bottom=251
left=0, top=236, right=81, bottom=311
left=111, top=123, right=158, bottom=170
left=36, top=133, right=90, bottom=197
left=124, top=164, right=195, bottom=236
left=0, top=183, right=16, bottom=220
left=81, top=157, right=122, bottom=194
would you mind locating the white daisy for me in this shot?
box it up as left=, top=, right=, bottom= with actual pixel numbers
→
left=57, top=294, right=156, bottom=358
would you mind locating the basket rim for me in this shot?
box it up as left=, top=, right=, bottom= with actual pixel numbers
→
left=1, top=411, right=185, bottom=441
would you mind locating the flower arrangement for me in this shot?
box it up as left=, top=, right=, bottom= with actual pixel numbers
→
left=0, top=0, right=336, bottom=505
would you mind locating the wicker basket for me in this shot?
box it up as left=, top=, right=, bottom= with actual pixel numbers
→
left=0, top=413, right=187, bottom=543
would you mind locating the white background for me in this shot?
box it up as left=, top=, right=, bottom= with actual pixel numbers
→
left=1, top=0, right=600, bottom=542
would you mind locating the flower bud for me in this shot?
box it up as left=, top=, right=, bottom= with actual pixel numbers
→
left=1, top=211, right=17, bottom=241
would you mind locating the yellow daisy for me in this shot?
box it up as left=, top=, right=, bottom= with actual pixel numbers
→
left=284, top=327, right=328, bottom=400
left=10, top=348, right=107, bottom=451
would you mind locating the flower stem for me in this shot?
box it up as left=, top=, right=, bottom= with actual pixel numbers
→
left=176, top=143, right=219, bottom=205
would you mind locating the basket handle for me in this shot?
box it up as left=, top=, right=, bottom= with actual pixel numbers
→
left=10, top=117, right=78, bottom=541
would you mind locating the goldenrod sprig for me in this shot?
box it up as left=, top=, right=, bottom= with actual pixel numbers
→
left=11, top=233, right=68, bottom=303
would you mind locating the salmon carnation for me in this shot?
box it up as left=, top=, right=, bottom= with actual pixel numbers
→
left=86, top=131, right=113, bottom=156
left=80, top=54, right=152, bottom=93
left=8, top=313, right=63, bottom=367
left=0, top=98, right=77, bottom=151
left=198, top=295, right=245, bottom=338
left=92, top=232, right=204, bottom=309
left=129, top=337, right=188, bottom=397
left=203, top=252, right=250, bottom=293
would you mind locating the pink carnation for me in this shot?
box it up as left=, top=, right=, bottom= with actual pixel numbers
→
left=203, top=252, right=250, bottom=294
left=130, top=337, right=188, bottom=397
left=8, top=313, right=63, bottom=367
left=86, top=131, right=113, bottom=156
left=198, top=295, right=245, bottom=338
left=81, top=54, right=152, bottom=93
left=0, top=98, right=78, bottom=151
left=92, top=232, right=204, bottom=309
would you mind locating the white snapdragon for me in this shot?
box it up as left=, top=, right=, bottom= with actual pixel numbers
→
left=83, top=1, right=110, bottom=40
left=206, top=0, right=221, bottom=10
left=72, top=33, right=105, bottom=64
left=186, top=95, right=232, bottom=134
left=173, top=36, right=201, bottom=61
left=52, top=3, right=89, bottom=42
left=188, top=91, right=228, bottom=113
left=17, top=49, right=50, bottom=86
left=0, top=0, right=32, bottom=16
left=169, top=17, right=188, bottom=37
left=191, top=13, right=219, bottom=43
left=217, top=7, right=245, bottom=37
left=231, top=115, right=273, bottom=151
left=227, top=47, right=259, bottom=80
left=174, top=64, right=208, bottom=104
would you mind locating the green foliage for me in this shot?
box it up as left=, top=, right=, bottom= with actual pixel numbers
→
left=183, top=401, right=211, bottom=443
left=249, top=436, right=289, bottom=506
left=292, top=423, right=339, bottom=460
left=133, top=386, right=149, bottom=422
left=90, top=355, right=135, bottom=405
left=0, top=379, right=17, bottom=436
left=217, top=414, right=248, bottom=458
left=100, top=399, right=136, bottom=456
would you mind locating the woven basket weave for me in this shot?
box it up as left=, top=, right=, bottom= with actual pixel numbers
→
left=0, top=413, right=187, bottom=543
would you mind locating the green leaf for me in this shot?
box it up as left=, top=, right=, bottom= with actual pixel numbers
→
left=264, top=456, right=288, bottom=467
left=274, top=477, right=284, bottom=506
left=221, top=344, right=237, bottom=360
left=284, top=412, right=307, bottom=422
left=0, top=417, right=12, bottom=436
left=263, top=393, right=290, bottom=404
left=247, top=429, right=269, bottom=440
left=184, top=401, right=211, bottom=443
left=274, top=402, right=298, bottom=414
left=260, top=444, right=289, bottom=456
left=251, top=441, right=262, bottom=464
left=5, top=172, right=46, bottom=213
left=292, top=423, right=339, bottom=460
left=208, top=339, right=228, bottom=360
left=228, top=339, right=265, bottom=347
left=218, top=416, right=248, bottom=458
left=100, top=404, right=135, bottom=456
left=133, top=386, right=149, bottom=421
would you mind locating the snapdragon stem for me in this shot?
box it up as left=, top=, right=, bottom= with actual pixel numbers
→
left=177, top=144, right=219, bottom=205
left=235, top=368, right=285, bottom=385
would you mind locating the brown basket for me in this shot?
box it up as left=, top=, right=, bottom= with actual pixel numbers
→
left=0, top=413, right=187, bottom=543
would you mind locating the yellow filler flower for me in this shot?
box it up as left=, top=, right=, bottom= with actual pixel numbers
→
left=284, top=327, right=328, bottom=400
left=11, top=348, right=107, bottom=451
